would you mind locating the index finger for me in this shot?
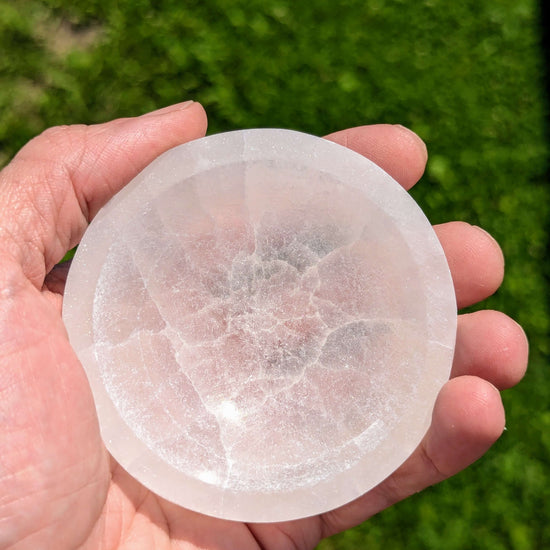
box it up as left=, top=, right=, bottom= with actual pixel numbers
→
left=324, top=124, right=428, bottom=190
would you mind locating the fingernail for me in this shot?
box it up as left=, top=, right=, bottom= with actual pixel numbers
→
left=393, top=124, right=428, bottom=162
left=472, top=225, right=500, bottom=246
left=175, top=100, right=195, bottom=110
left=142, top=100, right=195, bottom=117
left=472, top=225, right=506, bottom=267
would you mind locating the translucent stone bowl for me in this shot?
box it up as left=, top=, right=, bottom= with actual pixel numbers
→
left=62, top=129, right=456, bottom=522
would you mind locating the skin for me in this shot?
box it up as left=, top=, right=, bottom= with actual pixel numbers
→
left=0, top=101, right=528, bottom=550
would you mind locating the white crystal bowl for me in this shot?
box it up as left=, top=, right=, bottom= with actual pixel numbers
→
left=62, top=129, right=456, bottom=522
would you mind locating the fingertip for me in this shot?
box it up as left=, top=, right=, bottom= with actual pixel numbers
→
left=387, top=124, right=428, bottom=189
left=435, top=222, right=505, bottom=308
left=140, top=100, right=208, bottom=143
left=183, top=101, right=209, bottom=137
left=427, top=376, right=505, bottom=477
left=439, top=375, right=505, bottom=432
left=324, top=124, right=428, bottom=190
left=472, top=225, right=505, bottom=285
left=140, top=99, right=196, bottom=117
left=392, top=124, right=428, bottom=167
left=507, top=317, right=530, bottom=380
left=454, top=310, right=529, bottom=389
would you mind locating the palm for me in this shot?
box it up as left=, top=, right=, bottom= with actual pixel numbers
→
left=0, top=103, right=527, bottom=550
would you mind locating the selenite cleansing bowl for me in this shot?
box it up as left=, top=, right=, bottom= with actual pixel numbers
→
left=62, top=129, right=456, bottom=522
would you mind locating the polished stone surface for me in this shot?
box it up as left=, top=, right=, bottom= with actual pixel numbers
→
left=62, top=129, right=456, bottom=522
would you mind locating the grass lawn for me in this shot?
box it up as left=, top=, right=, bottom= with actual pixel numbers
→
left=1, top=1, right=548, bottom=548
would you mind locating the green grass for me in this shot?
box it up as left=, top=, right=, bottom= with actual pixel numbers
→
left=1, top=1, right=549, bottom=548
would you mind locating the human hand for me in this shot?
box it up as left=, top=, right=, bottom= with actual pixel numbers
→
left=0, top=102, right=528, bottom=549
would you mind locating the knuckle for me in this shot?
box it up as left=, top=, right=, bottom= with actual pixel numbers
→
left=36, top=124, right=86, bottom=150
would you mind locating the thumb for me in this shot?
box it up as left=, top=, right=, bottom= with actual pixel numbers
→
left=0, top=100, right=207, bottom=286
